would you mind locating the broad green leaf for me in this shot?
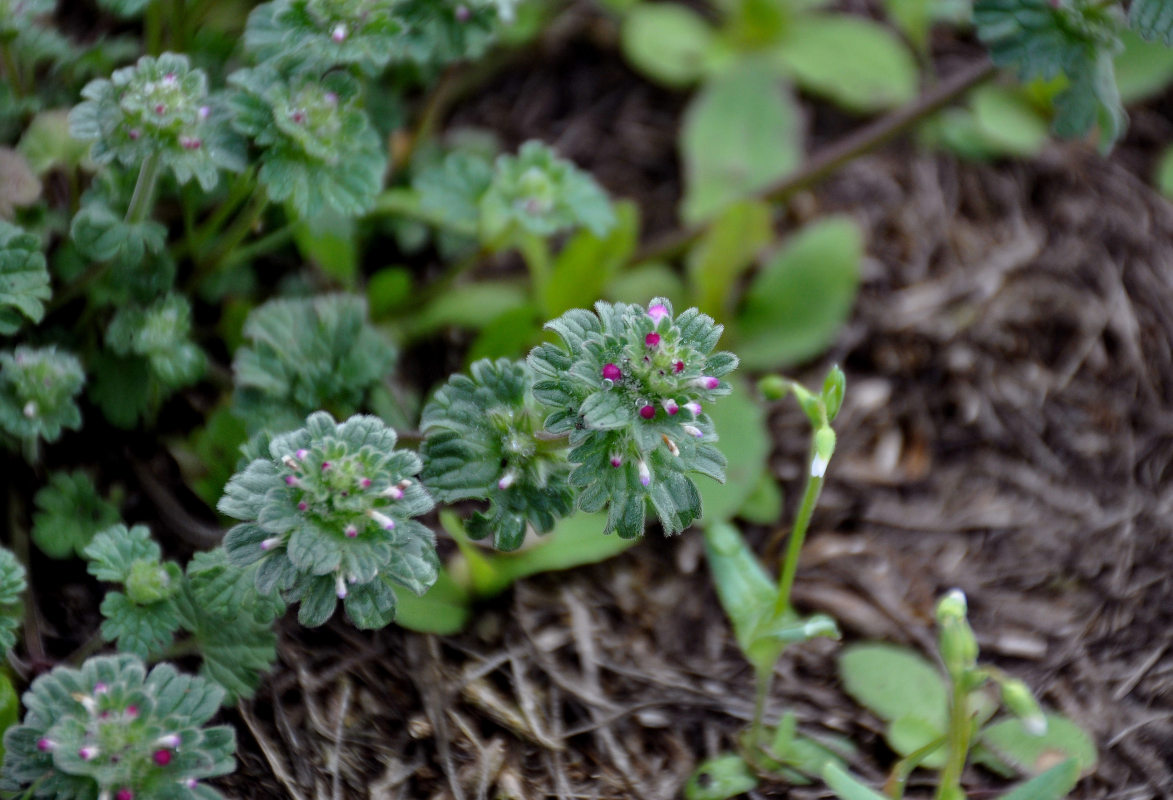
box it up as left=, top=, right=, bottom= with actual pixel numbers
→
left=737, top=216, right=862, bottom=369
left=838, top=643, right=949, bottom=728
left=681, top=60, right=802, bottom=224
left=696, top=378, right=769, bottom=523
left=684, top=754, right=758, bottom=800
left=606, top=262, right=688, bottom=306
left=392, top=568, right=471, bottom=634
left=772, top=15, right=919, bottom=113
left=887, top=714, right=947, bottom=768
left=0, top=221, right=50, bottom=335
left=971, top=84, right=1050, bottom=157
left=1130, top=0, right=1173, bottom=45
left=999, top=759, right=1080, bottom=800
left=98, top=592, right=179, bottom=659
left=173, top=583, right=278, bottom=703
left=84, top=525, right=159, bottom=584
left=17, top=110, right=91, bottom=175
left=703, top=520, right=782, bottom=674
left=737, top=472, right=783, bottom=524
left=686, top=199, right=772, bottom=319
left=541, top=201, right=639, bottom=318
left=1156, top=144, right=1173, bottom=199
left=407, top=281, right=528, bottom=336
left=822, top=763, right=888, bottom=800
left=32, top=471, right=121, bottom=559
left=293, top=208, right=358, bottom=288
left=1115, top=30, right=1173, bottom=104
left=0, top=550, right=24, bottom=653
left=885, top=0, right=934, bottom=51
left=367, top=266, right=414, bottom=317
left=979, top=714, right=1097, bottom=775
left=621, top=3, right=716, bottom=88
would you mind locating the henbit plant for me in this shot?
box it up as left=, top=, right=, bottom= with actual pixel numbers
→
left=31, top=471, right=123, bottom=560
left=0, top=345, right=85, bottom=461
left=829, top=591, right=1096, bottom=800
left=0, top=654, right=236, bottom=800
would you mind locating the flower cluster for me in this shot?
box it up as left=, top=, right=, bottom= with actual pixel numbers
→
left=0, top=654, right=235, bottom=800
left=228, top=66, right=386, bottom=216
left=529, top=298, right=737, bottom=538
left=220, top=412, right=438, bottom=628
left=421, top=358, right=574, bottom=551
left=69, top=53, right=240, bottom=191
left=0, top=345, right=85, bottom=444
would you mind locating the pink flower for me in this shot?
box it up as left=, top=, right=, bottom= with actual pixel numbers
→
left=647, top=304, right=669, bottom=324
left=116, top=789, right=133, bottom=800
left=639, top=404, right=655, bottom=420
left=153, top=749, right=173, bottom=766
left=610, top=454, right=623, bottom=468
left=645, top=332, right=661, bottom=347
left=673, top=360, right=684, bottom=373
left=683, top=401, right=701, bottom=416
left=662, top=399, right=679, bottom=416
left=602, top=363, right=621, bottom=381
left=693, top=376, right=719, bottom=390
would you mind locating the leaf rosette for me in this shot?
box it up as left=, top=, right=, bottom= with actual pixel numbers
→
left=0, top=654, right=235, bottom=800
left=421, top=358, right=574, bottom=551
left=529, top=299, right=737, bottom=538
left=220, top=412, right=439, bottom=629
left=232, top=294, right=396, bottom=435
left=0, top=345, right=85, bottom=444
left=228, top=66, right=386, bottom=217
left=480, top=140, right=616, bottom=243
left=69, top=53, right=241, bottom=191
left=245, top=0, right=405, bottom=74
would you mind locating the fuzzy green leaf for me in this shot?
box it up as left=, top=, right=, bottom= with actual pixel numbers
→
left=838, top=643, right=949, bottom=729
left=0, top=549, right=25, bottom=653
left=83, top=524, right=160, bottom=584
left=1130, top=0, right=1173, bottom=45
left=106, top=294, right=206, bottom=389
left=97, top=591, right=179, bottom=659
left=0, top=221, right=50, bottom=336
left=70, top=201, right=166, bottom=268
left=621, top=3, right=715, bottom=88
left=979, top=714, right=1097, bottom=775
left=32, top=471, right=121, bottom=559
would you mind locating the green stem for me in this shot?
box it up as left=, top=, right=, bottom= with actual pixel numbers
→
left=884, top=735, right=948, bottom=799
left=144, top=0, right=164, bottom=54
left=125, top=151, right=163, bottom=224
left=773, top=454, right=824, bottom=619
left=0, top=40, right=22, bottom=98
left=186, top=169, right=255, bottom=258
left=936, top=678, right=972, bottom=800
left=748, top=667, right=774, bottom=752
left=216, top=223, right=292, bottom=271
left=201, top=191, right=269, bottom=273
left=518, top=233, right=551, bottom=302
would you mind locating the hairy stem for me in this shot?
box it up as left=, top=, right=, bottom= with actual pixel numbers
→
left=635, top=59, right=999, bottom=264
left=126, top=151, right=163, bottom=224
left=201, top=191, right=269, bottom=273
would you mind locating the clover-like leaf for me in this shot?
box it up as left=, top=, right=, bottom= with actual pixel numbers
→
left=70, top=52, right=242, bottom=191
left=32, top=471, right=122, bottom=559
left=421, top=358, right=574, bottom=551
left=220, top=412, right=439, bottom=629
left=480, top=140, right=615, bottom=244
left=0, top=220, right=50, bottom=336
left=232, top=293, right=397, bottom=435
left=0, top=654, right=236, bottom=799
left=528, top=299, right=736, bottom=538
left=0, top=346, right=85, bottom=445
left=0, top=548, right=25, bottom=654
left=83, top=525, right=160, bottom=584
left=228, top=66, right=386, bottom=217
left=974, top=0, right=1127, bottom=146
left=106, top=294, right=206, bottom=389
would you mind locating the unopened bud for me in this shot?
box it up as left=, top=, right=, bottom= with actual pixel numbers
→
left=368, top=509, right=395, bottom=530
left=284, top=475, right=300, bottom=487
left=757, top=375, right=788, bottom=401
left=662, top=399, right=679, bottom=415
left=260, top=537, right=282, bottom=551
left=335, top=574, right=348, bottom=599
left=645, top=332, right=661, bottom=347
left=156, top=734, right=181, bottom=749
left=610, top=453, right=623, bottom=467
left=360, top=477, right=372, bottom=489
left=693, top=376, right=720, bottom=390
left=639, top=404, right=655, bottom=420
left=79, top=745, right=98, bottom=761
left=153, top=748, right=172, bottom=766
left=1001, top=678, right=1047, bottom=736
left=637, top=460, right=651, bottom=487
left=116, top=789, right=133, bottom=800
left=682, top=425, right=703, bottom=439
left=331, top=23, right=347, bottom=42
left=22, top=400, right=36, bottom=418
left=683, top=401, right=701, bottom=417
left=36, top=738, right=55, bottom=752
left=497, top=471, right=516, bottom=490
left=673, top=360, right=684, bottom=373
left=602, top=363, right=621, bottom=381
left=344, top=524, right=358, bottom=538
left=647, top=303, right=669, bottom=324
left=661, top=434, right=679, bottom=457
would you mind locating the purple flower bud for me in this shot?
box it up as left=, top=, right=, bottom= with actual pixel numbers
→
left=153, top=749, right=172, bottom=766
left=291, top=110, right=306, bottom=124
left=36, top=738, right=54, bottom=752
left=284, top=475, right=300, bottom=487
left=360, top=477, right=372, bottom=489
left=156, top=734, right=181, bottom=749
left=298, top=501, right=308, bottom=512
left=693, top=376, right=720, bottom=390
left=94, top=683, right=108, bottom=694
left=260, top=537, right=282, bottom=551
left=325, top=92, right=338, bottom=105
left=674, top=360, right=685, bottom=374
left=282, top=455, right=301, bottom=470
left=683, top=401, right=702, bottom=416
left=645, top=332, right=661, bottom=347
left=497, top=471, right=516, bottom=490
left=296, top=448, right=308, bottom=459
left=383, top=486, right=404, bottom=500
left=180, top=136, right=202, bottom=150
left=639, top=404, right=655, bottom=420
left=455, top=4, right=471, bottom=22
left=155, top=103, right=166, bottom=115
left=331, top=23, right=347, bottom=42
left=602, top=363, right=621, bottom=381
left=198, top=105, right=210, bottom=120
left=116, top=789, right=133, bottom=800
left=647, top=304, right=669, bottom=324
left=162, top=72, right=177, bottom=84
left=344, top=524, right=358, bottom=538
left=184, top=779, right=198, bottom=789
left=335, top=574, right=348, bottom=599
left=368, top=509, right=395, bottom=530
left=662, top=399, right=679, bottom=416
left=682, top=425, right=703, bottom=439
left=321, top=461, right=331, bottom=471
left=79, top=746, right=98, bottom=761
left=610, top=453, right=623, bottom=468
left=637, top=460, right=651, bottom=487
left=125, top=705, right=138, bottom=719
left=128, top=128, right=141, bottom=140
